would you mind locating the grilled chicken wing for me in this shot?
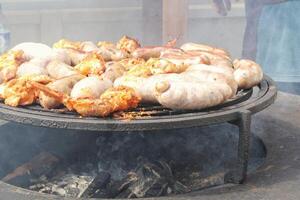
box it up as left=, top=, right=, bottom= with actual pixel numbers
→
left=74, top=53, right=106, bottom=76
left=116, top=36, right=141, bottom=54
left=31, top=82, right=141, bottom=117
left=53, top=39, right=82, bottom=50
left=126, top=58, right=187, bottom=77
left=117, top=58, right=145, bottom=70
left=0, top=50, right=26, bottom=83
left=0, top=75, right=52, bottom=107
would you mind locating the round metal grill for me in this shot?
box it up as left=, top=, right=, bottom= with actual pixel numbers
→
left=0, top=75, right=277, bottom=132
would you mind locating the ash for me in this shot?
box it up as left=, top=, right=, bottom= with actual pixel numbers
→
left=29, top=163, right=98, bottom=198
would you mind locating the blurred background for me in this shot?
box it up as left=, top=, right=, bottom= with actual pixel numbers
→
left=0, top=0, right=245, bottom=58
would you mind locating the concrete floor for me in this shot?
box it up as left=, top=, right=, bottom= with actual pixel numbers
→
left=180, top=91, right=300, bottom=200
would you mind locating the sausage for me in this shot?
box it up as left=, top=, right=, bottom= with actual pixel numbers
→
left=64, top=49, right=88, bottom=66
left=181, top=43, right=231, bottom=58
left=155, top=81, right=231, bottom=110
left=46, top=60, right=79, bottom=79
left=160, top=50, right=210, bottom=66
left=101, top=62, right=126, bottom=82
left=17, top=58, right=49, bottom=77
left=182, top=70, right=237, bottom=98
left=116, top=36, right=141, bottom=53
left=39, top=74, right=85, bottom=109
left=185, top=50, right=233, bottom=68
left=12, top=42, right=53, bottom=60
left=70, top=76, right=112, bottom=99
left=233, top=59, right=263, bottom=89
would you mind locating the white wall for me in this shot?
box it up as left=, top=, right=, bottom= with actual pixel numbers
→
left=1, top=0, right=246, bottom=58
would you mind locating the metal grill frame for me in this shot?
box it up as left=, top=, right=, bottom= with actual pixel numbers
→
left=0, top=75, right=277, bottom=184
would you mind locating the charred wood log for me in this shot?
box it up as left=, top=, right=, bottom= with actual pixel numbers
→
left=2, top=152, right=59, bottom=187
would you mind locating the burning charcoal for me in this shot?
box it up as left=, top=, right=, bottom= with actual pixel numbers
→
left=112, top=160, right=188, bottom=198
left=2, top=152, right=59, bottom=187
left=79, top=172, right=111, bottom=198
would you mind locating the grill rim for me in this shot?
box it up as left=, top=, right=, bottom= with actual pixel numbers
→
left=0, top=75, right=277, bottom=132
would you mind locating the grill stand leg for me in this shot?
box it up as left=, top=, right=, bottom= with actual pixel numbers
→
left=225, top=110, right=251, bottom=184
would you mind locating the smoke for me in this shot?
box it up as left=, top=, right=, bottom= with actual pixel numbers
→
left=95, top=123, right=266, bottom=181
left=0, top=122, right=98, bottom=178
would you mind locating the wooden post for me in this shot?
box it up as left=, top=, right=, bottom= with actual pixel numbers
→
left=142, top=0, right=163, bottom=45
left=162, top=0, right=188, bottom=45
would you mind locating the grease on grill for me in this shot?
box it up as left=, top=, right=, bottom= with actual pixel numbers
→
left=113, top=106, right=171, bottom=120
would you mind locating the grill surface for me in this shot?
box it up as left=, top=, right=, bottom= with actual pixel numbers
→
left=0, top=75, right=277, bottom=132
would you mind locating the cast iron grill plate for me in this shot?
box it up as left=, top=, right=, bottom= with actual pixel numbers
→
left=0, top=75, right=277, bottom=132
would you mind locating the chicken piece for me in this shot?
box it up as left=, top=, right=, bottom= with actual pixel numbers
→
left=101, top=62, right=126, bottom=82
left=116, top=36, right=141, bottom=54
left=185, top=50, right=233, bottom=68
left=46, top=60, right=79, bottom=79
left=0, top=75, right=52, bottom=107
left=233, top=59, right=263, bottom=89
left=70, top=86, right=141, bottom=117
left=17, top=58, right=49, bottom=77
left=74, top=53, right=106, bottom=76
left=146, top=58, right=188, bottom=74
left=38, top=74, right=85, bottom=109
left=126, top=58, right=187, bottom=78
left=31, top=83, right=141, bottom=117
left=126, top=64, right=152, bottom=78
left=0, top=50, right=25, bottom=83
left=181, top=43, right=231, bottom=58
left=155, top=81, right=231, bottom=110
left=12, top=43, right=53, bottom=60
left=117, top=58, right=145, bottom=70
left=53, top=39, right=82, bottom=50
left=70, top=76, right=112, bottom=100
